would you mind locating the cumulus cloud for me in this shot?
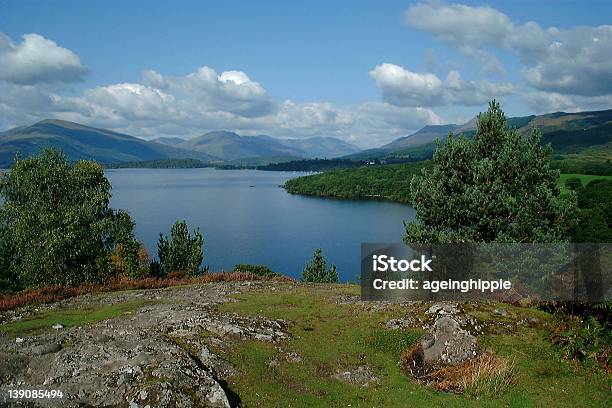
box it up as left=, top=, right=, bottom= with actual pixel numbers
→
left=0, top=33, right=87, bottom=84
left=369, top=63, right=513, bottom=107
left=404, top=1, right=612, bottom=98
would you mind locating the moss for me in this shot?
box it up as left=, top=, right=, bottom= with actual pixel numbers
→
left=0, top=300, right=148, bottom=336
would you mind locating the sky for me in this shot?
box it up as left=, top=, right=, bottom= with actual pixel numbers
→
left=1, top=0, right=611, bottom=148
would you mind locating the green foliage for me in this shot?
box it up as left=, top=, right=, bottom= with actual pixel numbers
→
left=302, top=248, right=338, bottom=283
left=284, top=161, right=430, bottom=203
left=564, top=177, right=583, bottom=192
left=105, top=158, right=211, bottom=169
left=550, top=315, right=611, bottom=369
left=108, top=210, right=141, bottom=278
left=232, top=264, right=280, bottom=277
left=0, top=148, right=138, bottom=288
left=0, top=221, right=19, bottom=293
left=404, top=100, right=578, bottom=244
left=157, top=220, right=204, bottom=277
left=259, top=158, right=365, bottom=172
left=572, top=179, right=612, bottom=242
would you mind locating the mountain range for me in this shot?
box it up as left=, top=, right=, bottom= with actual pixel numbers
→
left=0, top=120, right=359, bottom=167
left=1, top=108, right=611, bottom=168
left=344, top=109, right=612, bottom=161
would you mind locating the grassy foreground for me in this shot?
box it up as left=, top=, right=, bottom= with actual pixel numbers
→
left=1, top=283, right=609, bottom=407
left=212, top=284, right=609, bottom=407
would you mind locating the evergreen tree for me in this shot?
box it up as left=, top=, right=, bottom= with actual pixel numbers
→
left=302, top=248, right=338, bottom=283
left=157, top=220, right=204, bottom=276
left=404, top=100, right=578, bottom=244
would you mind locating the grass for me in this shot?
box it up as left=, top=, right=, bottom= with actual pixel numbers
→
left=213, top=284, right=610, bottom=407
left=0, top=299, right=148, bottom=336
left=558, top=173, right=612, bottom=190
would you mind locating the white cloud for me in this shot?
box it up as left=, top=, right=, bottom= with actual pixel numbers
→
left=404, top=2, right=612, bottom=98
left=0, top=33, right=87, bottom=84
left=404, top=2, right=512, bottom=48
left=369, top=63, right=513, bottom=107
left=522, top=91, right=612, bottom=114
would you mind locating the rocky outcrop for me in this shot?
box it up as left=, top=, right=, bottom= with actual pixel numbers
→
left=0, top=282, right=288, bottom=407
left=421, top=316, right=478, bottom=365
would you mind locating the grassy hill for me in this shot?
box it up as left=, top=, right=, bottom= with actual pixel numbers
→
left=0, top=119, right=216, bottom=167
left=344, top=109, right=612, bottom=166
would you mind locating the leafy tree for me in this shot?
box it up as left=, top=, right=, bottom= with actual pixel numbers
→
left=108, top=210, right=141, bottom=278
left=404, top=100, right=578, bottom=244
left=157, top=220, right=203, bottom=276
left=302, top=249, right=338, bottom=283
left=0, top=221, right=19, bottom=293
left=0, top=148, right=138, bottom=287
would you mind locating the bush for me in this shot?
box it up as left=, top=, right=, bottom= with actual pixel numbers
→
left=302, top=249, right=338, bottom=283
left=157, top=220, right=204, bottom=277
left=550, top=314, right=611, bottom=370
left=233, top=264, right=279, bottom=277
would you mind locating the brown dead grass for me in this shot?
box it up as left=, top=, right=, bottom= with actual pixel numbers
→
left=0, top=272, right=293, bottom=312
left=401, top=346, right=516, bottom=396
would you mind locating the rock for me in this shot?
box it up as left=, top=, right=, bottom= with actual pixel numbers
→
left=286, top=352, right=303, bottom=362
left=30, top=342, right=62, bottom=356
left=52, top=323, right=64, bottom=330
left=385, top=318, right=413, bottom=330
left=493, top=308, right=508, bottom=317
left=333, top=366, right=380, bottom=387
left=528, top=317, right=540, bottom=325
left=426, top=303, right=459, bottom=316
left=422, top=316, right=477, bottom=365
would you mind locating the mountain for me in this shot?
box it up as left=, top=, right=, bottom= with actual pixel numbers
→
left=280, top=136, right=359, bottom=158
left=151, top=137, right=186, bottom=146
left=382, top=124, right=461, bottom=150
left=0, top=119, right=217, bottom=167
left=345, top=108, right=612, bottom=161
left=176, top=131, right=359, bottom=161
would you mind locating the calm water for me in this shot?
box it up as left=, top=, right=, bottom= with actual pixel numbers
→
left=105, top=168, right=416, bottom=282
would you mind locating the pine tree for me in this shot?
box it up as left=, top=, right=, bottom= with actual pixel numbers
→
left=302, top=249, right=339, bottom=283
left=404, top=100, right=578, bottom=244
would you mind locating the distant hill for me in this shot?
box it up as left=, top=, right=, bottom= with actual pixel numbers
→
left=175, top=131, right=359, bottom=161
left=151, top=137, right=186, bottom=146
left=0, top=121, right=360, bottom=167
left=344, top=109, right=612, bottom=161
left=0, top=120, right=217, bottom=167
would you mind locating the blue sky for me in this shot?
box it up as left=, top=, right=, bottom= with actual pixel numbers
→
left=1, top=1, right=611, bottom=147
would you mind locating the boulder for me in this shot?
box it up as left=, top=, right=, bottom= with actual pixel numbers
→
left=422, top=316, right=478, bottom=365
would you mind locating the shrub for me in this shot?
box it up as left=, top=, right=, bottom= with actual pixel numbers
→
left=302, top=249, right=338, bottom=283
left=550, top=314, right=611, bottom=370
left=157, top=220, right=204, bottom=277
left=233, top=264, right=279, bottom=277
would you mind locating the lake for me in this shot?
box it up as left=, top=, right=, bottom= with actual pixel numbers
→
left=105, top=168, right=416, bottom=282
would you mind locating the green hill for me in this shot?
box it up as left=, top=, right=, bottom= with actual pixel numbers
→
left=0, top=119, right=217, bottom=167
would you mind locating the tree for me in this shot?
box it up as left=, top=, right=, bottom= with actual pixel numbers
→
left=157, top=220, right=204, bottom=277
left=404, top=100, right=578, bottom=244
left=108, top=210, right=141, bottom=278
left=0, top=221, right=19, bottom=293
left=302, top=248, right=338, bottom=283
left=0, top=148, right=139, bottom=287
